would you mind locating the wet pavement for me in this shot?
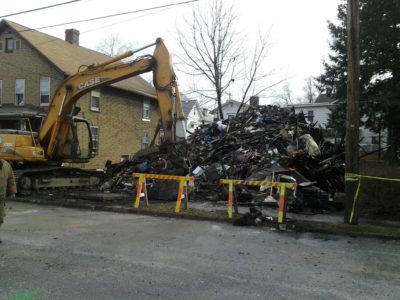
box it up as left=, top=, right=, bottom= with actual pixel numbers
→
left=12, top=191, right=400, bottom=240
left=1, top=202, right=400, bottom=300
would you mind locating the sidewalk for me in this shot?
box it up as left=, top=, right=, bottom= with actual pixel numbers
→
left=10, top=191, right=400, bottom=240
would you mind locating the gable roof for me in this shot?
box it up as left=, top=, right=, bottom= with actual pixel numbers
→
left=210, top=99, right=249, bottom=114
left=1, top=20, right=156, bottom=99
left=314, top=93, right=335, bottom=104
left=182, top=100, right=197, bottom=117
left=221, top=99, right=248, bottom=108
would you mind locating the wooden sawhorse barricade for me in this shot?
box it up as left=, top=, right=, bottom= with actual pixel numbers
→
left=132, top=173, right=194, bottom=213
left=219, top=179, right=297, bottom=224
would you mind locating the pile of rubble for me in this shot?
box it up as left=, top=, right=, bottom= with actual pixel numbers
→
left=101, top=105, right=345, bottom=212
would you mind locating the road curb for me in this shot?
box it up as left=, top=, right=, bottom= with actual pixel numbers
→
left=293, top=219, right=400, bottom=240
left=9, top=198, right=400, bottom=240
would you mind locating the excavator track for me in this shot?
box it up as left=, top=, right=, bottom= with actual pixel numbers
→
left=14, top=167, right=104, bottom=194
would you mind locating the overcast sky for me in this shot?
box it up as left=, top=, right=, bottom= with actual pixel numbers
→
left=3, top=0, right=342, bottom=104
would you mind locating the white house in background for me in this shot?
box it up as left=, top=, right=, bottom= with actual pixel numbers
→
left=211, top=99, right=250, bottom=120
left=291, top=94, right=336, bottom=128
left=182, top=99, right=213, bottom=133
left=291, top=94, right=387, bottom=151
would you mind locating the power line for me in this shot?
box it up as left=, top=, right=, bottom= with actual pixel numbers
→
left=18, top=0, right=199, bottom=32
left=81, top=6, right=174, bottom=35
left=0, top=0, right=82, bottom=18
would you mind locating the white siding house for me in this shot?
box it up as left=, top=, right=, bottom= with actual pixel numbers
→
left=182, top=100, right=213, bottom=133
left=212, top=99, right=250, bottom=120
left=291, top=100, right=335, bottom=128
left=290, top=94, right=387, bottom=151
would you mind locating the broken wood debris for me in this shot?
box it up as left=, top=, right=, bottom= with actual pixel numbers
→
left=101, top=105, right=344, bottom=212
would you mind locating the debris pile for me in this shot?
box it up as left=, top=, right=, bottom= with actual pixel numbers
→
left=102, top=105, right=345, bottom=212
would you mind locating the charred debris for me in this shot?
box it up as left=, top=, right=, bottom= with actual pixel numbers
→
left=101, top=105, right=345, bottom=213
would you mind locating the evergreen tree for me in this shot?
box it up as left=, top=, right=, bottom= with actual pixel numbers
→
left=317, top=0, right=400, bottom=151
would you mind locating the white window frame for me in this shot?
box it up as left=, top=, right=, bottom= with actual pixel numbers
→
left=120, top=154, right=129, bottom=162
left=141, top=131, right=149, bottom=149
left=90, top=126, right=99, bottom=153
left=142, top=98, right=150, bottom=120
left=90, top=90, right=100, bottom=112
left=5, top=37, right=14, bottom=52
left=40, top=76, right=51, bottom=106
left=15, top=79, right=25, bottom=106
left=15, top=39, right=21, bottom=49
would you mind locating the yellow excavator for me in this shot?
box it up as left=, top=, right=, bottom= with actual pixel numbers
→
left=0, top=38, right=186, bottom=193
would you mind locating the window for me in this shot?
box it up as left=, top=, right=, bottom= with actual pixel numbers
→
left=307, top=110, right=314, bottom=123
left=120, top=154, right=129, bottom=162
left=90, top=90, right=100, bottom=111
left=371, top=136, right=380, bottom=145
left=0, top=80, right=2, bottom=106
left=15, top=39, right=21, bottom=49
left=159, top=129, right=165, bottom=144
left=6, top=38, right=14, bottom=52
left=15, top=79, right=25, bottom=106
left=40, top=77, right=50, bottom=106
left=90, top=126, right=99, bottom=153
left=141, top=131, right=149, bottom=149
left=142, top=98, right=150, bottom=120
left=0, top=41, right=3, bottom=51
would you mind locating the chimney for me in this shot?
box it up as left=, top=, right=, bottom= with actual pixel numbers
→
left=65, top=29, right=80, bottom=46
left=249, top=96, right=259, bottom=107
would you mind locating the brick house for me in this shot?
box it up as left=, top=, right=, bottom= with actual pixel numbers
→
left=0, top=19, right=159, bottom=169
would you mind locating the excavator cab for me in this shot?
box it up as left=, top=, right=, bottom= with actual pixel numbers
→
left=60, top=116, right=95, bottom=162
left=0, top=113, right=46, bottom=163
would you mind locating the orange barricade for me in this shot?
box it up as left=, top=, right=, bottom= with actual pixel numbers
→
left=219, top=179, right=297, bottom=224
left=132, top=173, right=194, bottom=213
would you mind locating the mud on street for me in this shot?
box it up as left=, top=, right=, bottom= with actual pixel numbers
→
left=1, top=201, right=400, bottom=300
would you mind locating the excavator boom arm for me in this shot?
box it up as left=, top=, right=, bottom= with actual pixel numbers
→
left=39, top=38, right=186, bottom=160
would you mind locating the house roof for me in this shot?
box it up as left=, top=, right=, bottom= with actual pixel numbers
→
left=1, top=20, right=156, bottom=99
left=0, top=104, right=46, bottom=117
left=221, top=99, right=249, bottom=108
left=182, top=100, right=197, bottom=118
left=289, top=94, right=336, bottom=109
left=314, top=93, right=334, bottom=104
left=210, top=99, right=249, bottom=114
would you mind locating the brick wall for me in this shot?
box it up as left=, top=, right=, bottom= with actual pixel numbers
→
left=0, top=27, right=159, bottom=170
left=0, top=31, right=64, bottom=105
left=79, top=87, right=159, bottom=169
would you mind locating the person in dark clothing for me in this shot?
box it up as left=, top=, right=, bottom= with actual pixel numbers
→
left=0, top=159, right=17, bottom=243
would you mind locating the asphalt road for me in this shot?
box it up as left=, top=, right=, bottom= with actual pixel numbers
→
left=1, top=201, right=400, bottom=300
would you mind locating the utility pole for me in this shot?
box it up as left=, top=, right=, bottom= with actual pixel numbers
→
left=344, top=0, right=360, bottom=224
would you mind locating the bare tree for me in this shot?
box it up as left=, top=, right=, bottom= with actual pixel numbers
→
left=176, top=0, right=240, bottom=119
left=273, top=82, right=295, bottom=106
left=302, top=76, right=318, bottom=103
left=96, top=34, right=134, bottom=57
left=235, top=32, right=284, bottom=115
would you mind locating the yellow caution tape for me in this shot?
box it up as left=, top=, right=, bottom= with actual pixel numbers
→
left=344, top=173, right=400, bottom=223
left=219, top=179, right=295, bottom=222
left=219, top=179, right=296, bottom=189
left=133, top=173, right=194, bottom=182
left=345, top=173, right=400, bottom=182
